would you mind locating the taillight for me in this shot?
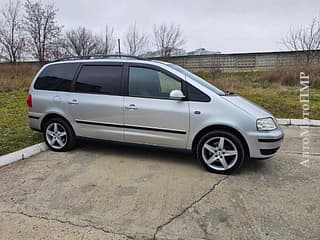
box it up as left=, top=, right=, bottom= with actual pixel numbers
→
left=27, top=94, right=32, bottom=108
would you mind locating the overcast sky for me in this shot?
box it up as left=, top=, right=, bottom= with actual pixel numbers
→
left=3, top=0, right=320, bottom=53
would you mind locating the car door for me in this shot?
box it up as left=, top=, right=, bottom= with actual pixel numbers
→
left=68, top=63, right=124, bottom=141
left=123, top=64, right=189, bottom=148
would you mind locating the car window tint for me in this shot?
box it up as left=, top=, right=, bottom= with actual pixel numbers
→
left=129, top=67, right=181, bottom=99
left=75, top=65, right=122, bottom=95
left=34, top=63, right=79, bottom=91
left=188, top=83, right=210, bottom=102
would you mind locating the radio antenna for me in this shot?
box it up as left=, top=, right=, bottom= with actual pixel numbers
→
left=117, top=39, right=121, bottom=57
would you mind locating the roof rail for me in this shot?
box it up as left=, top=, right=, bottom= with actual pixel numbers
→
left=53, top=54, right=147, bottom=62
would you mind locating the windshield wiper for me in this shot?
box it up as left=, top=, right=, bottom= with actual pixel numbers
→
left=225, top=91, right=235, bottom=96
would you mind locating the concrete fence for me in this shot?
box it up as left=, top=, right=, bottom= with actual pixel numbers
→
left=2, top=50, right=320, bottom=73
left=153, top=50, right=320, bottom=72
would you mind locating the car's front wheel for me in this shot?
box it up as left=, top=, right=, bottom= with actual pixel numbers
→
left=44, top=118, right=76, bottom=152
left=196, top=130, right=246, bottom=174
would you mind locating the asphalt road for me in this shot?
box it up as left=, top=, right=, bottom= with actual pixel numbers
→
left=0, top=126, right=319, bottom=240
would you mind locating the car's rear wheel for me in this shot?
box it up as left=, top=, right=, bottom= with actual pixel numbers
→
left=196, top=130, right=246, bottom=174
left=44, top=118, right=76, bottom=152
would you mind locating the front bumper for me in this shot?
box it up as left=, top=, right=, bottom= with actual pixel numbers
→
left=246, top=127, right=284, bottom=159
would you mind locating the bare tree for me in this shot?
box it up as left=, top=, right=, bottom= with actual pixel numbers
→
left=153, top=23, right=185, bottom=57
left=282, top=16, right=320, bottom=65
left=24, top=0, right=62, bottom=63
left=97, top=25, right=116, bottom=55
left=63, top=26, right=101, bottom=56
left=0, top=0, right=25, bottom=62
left=125, top=23, right=148, bottom=56
left=0, top=46, right=4, bottom=61
left=51, top=41, right=66, bottom=59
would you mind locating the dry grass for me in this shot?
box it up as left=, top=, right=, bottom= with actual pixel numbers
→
left=196, top=71, right=262, bottom=91
left=262, top=65, right=320, bottom=87
left=196, top=66, right=320, bottom=91
left=0, top=63, right=40, bottom=91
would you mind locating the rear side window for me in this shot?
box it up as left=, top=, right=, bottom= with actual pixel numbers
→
left=34, top=63, right=79, bottom=91
left=188, top=84, right=210, bottom=102
left=75, top=65, right=122, bottom=95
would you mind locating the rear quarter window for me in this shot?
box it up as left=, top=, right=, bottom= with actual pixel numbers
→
left=34, top=63, right=79, bottom=91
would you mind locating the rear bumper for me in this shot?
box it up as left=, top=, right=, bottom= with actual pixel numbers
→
left=246, top=128, right=284, bottom=159
left=28, top=113, right=42, bottom=131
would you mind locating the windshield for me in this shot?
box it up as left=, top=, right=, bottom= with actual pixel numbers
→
left=168, top=64, right=226, bottom=96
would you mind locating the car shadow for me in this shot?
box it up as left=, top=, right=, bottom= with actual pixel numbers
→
left=75, top=138, right=268, bottom=174
left=76, top=138, right=201, bottom=169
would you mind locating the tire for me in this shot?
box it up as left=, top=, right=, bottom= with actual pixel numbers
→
left=196, top=130, right=246, bottom=174
left=43, top=118, right=76, bottom=152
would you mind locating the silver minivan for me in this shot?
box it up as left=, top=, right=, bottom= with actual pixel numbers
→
left=27, top=56, right=284, bottom=174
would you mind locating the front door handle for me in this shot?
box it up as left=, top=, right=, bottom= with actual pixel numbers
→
left=68, top=99, right=79, bottom=104
left=125, top=104, right=137, bottom=110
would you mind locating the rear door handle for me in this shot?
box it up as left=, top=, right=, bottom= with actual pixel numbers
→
left=68, top=99, right=79, bottom=104
left=125, top=104, right=137, bottom=110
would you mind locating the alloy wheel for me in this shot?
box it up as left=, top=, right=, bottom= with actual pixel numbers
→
left=45, top=122, right=68, bottom=150
left=201, top=136, right=238, bottom=171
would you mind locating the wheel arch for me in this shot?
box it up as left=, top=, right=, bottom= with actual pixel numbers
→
left=41, top=113, right=74, bottom=133
left=191, top=124, right=250, bottom=157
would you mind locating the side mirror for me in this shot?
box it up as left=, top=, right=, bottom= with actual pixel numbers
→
left=169, top=89, right=185, bottom=100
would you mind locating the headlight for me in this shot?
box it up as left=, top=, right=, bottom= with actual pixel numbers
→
left=256, top=117, right=277, bottom=131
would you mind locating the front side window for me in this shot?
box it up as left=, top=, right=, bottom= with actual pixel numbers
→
left=34, top=63, right=79, bottom=91
left=75, top=65, right=122, bottom=95
left=129, top=67, right=181, bottom=99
